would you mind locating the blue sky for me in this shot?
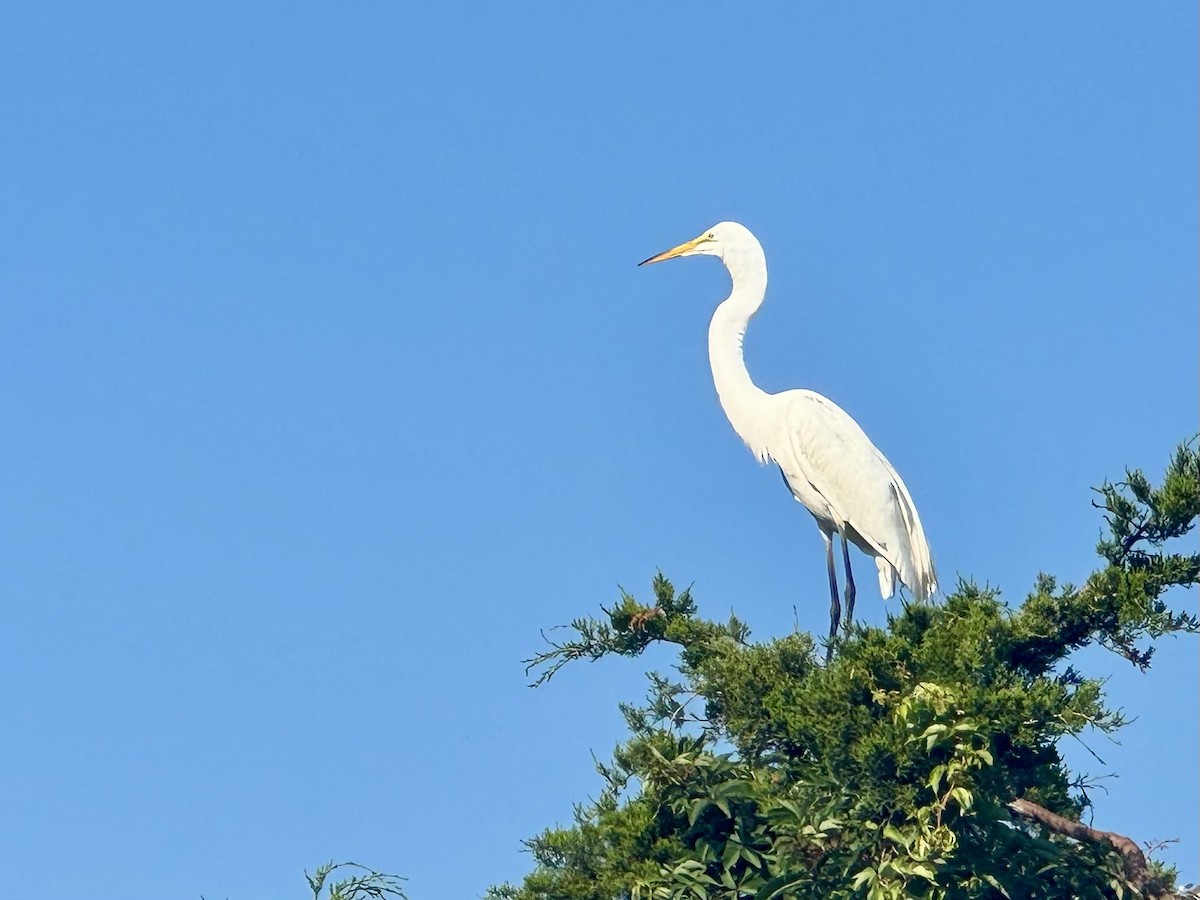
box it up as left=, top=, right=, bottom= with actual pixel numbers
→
left=0, top=4, right=1195, bottom=897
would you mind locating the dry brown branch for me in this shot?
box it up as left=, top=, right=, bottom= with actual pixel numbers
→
left=1008, top=797, right=1148, bottom=891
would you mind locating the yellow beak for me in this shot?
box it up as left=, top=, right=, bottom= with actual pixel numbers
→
left=638, top=235, right=705, bottom=266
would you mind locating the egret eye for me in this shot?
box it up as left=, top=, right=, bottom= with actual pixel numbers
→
left=707, top=233, right=715, bottom=240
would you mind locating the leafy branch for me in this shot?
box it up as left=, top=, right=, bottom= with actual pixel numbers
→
left=525, top=573, right=750, bottom=687
left=1012, top=438, right=1200, bottom=671
left=305, top=861, right=407, bottom=900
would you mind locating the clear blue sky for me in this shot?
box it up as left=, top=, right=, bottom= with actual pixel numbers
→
left=0, top=4, right=1195, bottom=897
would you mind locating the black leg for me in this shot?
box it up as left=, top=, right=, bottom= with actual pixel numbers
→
left=825, top=535, right=840, bottom=662
left=841, top=533, right=856, bottom=626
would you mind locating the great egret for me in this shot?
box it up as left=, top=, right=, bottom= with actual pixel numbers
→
left=640, top=222, right=936, bottom=651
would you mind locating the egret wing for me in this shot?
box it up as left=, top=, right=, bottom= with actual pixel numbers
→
left=774, top=391, right=918, bottom=577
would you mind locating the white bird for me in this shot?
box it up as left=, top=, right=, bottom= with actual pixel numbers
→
left=640, top=222, right=936, bottom=652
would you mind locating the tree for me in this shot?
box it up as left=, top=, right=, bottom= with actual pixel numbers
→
left=489, top=440, right=1200, bottom=900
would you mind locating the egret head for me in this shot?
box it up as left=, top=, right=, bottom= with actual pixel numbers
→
left=638, top=221, right=760, bottom=267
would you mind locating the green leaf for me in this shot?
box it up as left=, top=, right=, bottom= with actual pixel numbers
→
left=982, top=873, right=1011, bottom=898
left=927, top=764, right=946, bottom=794
left=910, top=863, right=937, bottom=883
left=755, top=871, right=808, bottom=900
left=851, top=868, right=876, bottom=890
left=949, top=786, right=973, bottom=810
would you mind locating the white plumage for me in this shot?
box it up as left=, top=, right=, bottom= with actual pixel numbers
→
left=641, top=221, right=936, bottom=651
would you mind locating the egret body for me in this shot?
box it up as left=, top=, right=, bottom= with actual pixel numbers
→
left=640, top=222, right=936, bottom=651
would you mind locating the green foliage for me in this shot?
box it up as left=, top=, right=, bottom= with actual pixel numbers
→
left=305, top=861, right=407, bottom=900
left=492, top=441, right=1200, bottom=900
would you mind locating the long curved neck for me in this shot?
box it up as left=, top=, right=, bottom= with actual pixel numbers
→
left=707, top=246, right=772, bottom=459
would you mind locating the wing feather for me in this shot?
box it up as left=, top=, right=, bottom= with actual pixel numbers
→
left=771, top=390, right=936, bottom=599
